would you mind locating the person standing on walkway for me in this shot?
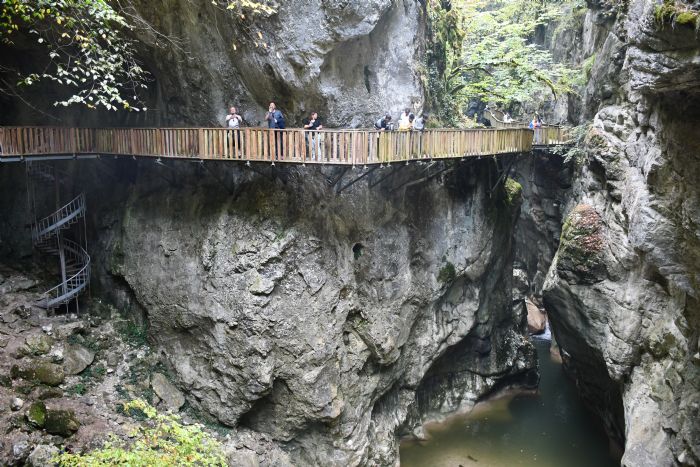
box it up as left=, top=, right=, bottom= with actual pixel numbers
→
left=225, top=106, right=243, bottom=158
left=225, top=106, right=242, bottom=128
left=413, top=113, right=428, bottom=155
left=303, top=112, right=324, bottom=161
left=265, top=102, right=285, bottom=159
left=413, top=113, right=427, bottom=131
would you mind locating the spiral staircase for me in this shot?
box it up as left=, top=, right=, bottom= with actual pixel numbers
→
left=27, top=162, right=90, bottom=310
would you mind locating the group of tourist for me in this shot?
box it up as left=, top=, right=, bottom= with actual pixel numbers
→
left=224, top=103, right=432, bottom=160
left=374, top=109, right=429, bottom=132
left=224, top=103, right=429, bottom=133
left=223, top=103, right=544, bottom=160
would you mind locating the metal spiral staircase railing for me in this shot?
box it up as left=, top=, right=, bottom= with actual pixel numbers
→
left=27, top=162, right=90, bottom=310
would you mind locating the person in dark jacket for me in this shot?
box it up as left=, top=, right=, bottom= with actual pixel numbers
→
left=374, top=114, right=393, bottom=131
left=265, top=102, right=285, bottom=158
left=303, top=112, right=324, bottom=160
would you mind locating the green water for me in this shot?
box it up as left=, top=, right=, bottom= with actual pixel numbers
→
left=400, top=340, right=618, bottom=467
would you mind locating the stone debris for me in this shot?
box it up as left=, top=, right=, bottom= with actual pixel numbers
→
left=63, top=343, right=95, bottom=375
left=151, top=373, right=185, bottom=411
left=10, top=397, right=24, bottom=411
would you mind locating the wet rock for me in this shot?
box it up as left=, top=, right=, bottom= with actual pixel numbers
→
left=151, top=373, right=185, bottom=411
left=26, top=444, right=59, bottom=467
left=62, top=343, right=95, bottom=375
left=11, top=362, right=65, bottom=386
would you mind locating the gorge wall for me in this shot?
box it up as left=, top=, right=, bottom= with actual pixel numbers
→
left=543, top=1, right=700, bottom=466
left=97, top=160, right=535, bottom=465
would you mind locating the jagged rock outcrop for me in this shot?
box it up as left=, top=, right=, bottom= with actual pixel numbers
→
left=88, top=159, right=534, bottom=465
left=543, top=1, right=700, bottom=465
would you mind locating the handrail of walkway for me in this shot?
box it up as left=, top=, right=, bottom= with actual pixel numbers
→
left=0, top=126, right=570, bottom=165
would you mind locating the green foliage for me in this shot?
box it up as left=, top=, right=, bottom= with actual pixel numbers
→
left=118, top=320, right=148, bottom=347
left=437, top=261, right=456, bottom=283
left=551, top=123, right=591, bottom=166
left=0, top=0, right=148, bottom=111
left=69, top=383, right=87, bottom=395
left=54, top=399, right=227, bottom=467
left=654, top=0, right=699, bottom=29
left=582, top=53, right=597, bottom=80
left=426, top=0, right=583, bottom=123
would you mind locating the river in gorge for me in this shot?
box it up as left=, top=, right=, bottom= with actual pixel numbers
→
left=400, top=338, right=619, bottom=467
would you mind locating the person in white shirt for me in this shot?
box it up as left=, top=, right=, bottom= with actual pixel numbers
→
left=413, top=113, right=428, bottom=131
left=225, top=106, right=243, bottom=128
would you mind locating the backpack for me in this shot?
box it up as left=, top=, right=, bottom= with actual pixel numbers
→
left=375, top=118, right=383, bottom=130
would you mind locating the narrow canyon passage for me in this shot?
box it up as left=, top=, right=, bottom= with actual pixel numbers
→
left=400, top=339, right=618, bottom=467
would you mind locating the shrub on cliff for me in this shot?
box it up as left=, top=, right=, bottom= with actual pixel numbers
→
left=54, top=399, right=227, bottom=467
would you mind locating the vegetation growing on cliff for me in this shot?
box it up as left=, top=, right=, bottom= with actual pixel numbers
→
left=654, top=0, right=699, bottom=29
left=54, top=399, right=227, bottom=466
left=425, top=0, right=582, bottom=125
left=0, top=0, right=276, bottom=112
left=0, top=0, right=148, bottom=111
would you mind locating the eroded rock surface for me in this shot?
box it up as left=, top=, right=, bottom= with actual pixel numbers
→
left=95, top=160, right=535, bottom=465
left=543, top=1, right=700, bottom=465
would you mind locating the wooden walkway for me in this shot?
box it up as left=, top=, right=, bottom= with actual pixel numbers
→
left=0, top=126, right=569, bottom=165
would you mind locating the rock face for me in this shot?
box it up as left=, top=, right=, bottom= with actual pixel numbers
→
left=88, top=159, right=534, bottom=465
left=543, top=1, right=700, bottom=465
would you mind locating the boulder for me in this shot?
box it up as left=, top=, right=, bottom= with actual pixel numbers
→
left=62, top=343, right=95, bottom=375
left=44, top=408, right=80, bottom=436
left=525, top=298, right=547, bottom=335
left=19, top=334, right=53, bottom=356
left=27, top=445, right=60, bottom=467
left=151, top=373, right=185, bottom=411
left=11, top=362, right=65, bottom=386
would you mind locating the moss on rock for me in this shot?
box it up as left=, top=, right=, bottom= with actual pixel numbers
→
left=11, top=362, right=65, bottom=386
left=27, top=401, right=47, bottom=427
left=504, top=177, right=523, bottom=205
left=557, top=204, right=607, bottom=283
left=654, top=0, right=699, bottom=29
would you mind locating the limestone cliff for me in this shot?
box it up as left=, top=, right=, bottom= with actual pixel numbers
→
left=543, top=1, right=700, bottom=465
left=75, top=160, right=532, bottom=466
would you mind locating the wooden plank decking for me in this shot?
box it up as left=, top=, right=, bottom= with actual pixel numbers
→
left=0, top=126, right=570, bottom=165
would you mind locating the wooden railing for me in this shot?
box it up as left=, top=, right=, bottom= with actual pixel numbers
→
left=0, top=126, right=569, bottom=165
